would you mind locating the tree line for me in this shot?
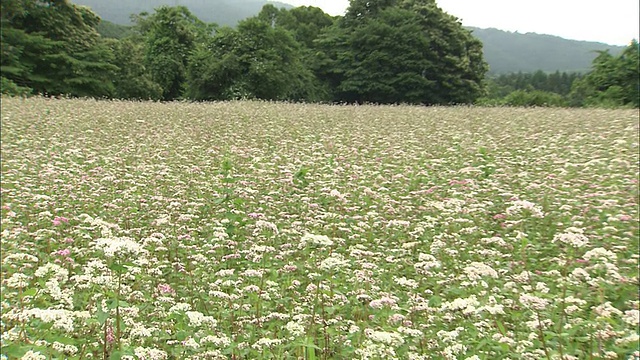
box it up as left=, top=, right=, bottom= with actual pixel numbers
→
left=481, top=45, right=639, bottom=108
left=2, top=0, right=638, bottom=108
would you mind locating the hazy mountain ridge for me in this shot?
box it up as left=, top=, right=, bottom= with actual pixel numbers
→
left=468, top=27, right=626, bottom=74
left=72, top=0, right=293, bottom=27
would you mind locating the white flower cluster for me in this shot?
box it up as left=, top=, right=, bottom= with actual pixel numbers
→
left=355, top=341, right=399, bottom=360
left=442, top=344, right=468, bottom=360
left=70, top=259, right=114, bottom=289
left=394, top=276, right=419, bottom=289
left=25, top=308, right=77, bottom=332
left=3, top=273, right=31, bottom=289
left=463, top=262, right=499, bottom=281
left=437, top=327, right=463, bottom=342
left=387, top=219, right=410, bottom=228
left=583, top=247, right=617, bottom=262
left=251, top=337, right=283, bottom=350
left=397, top=326, right=422, bottom=337
left=414, top=253, right=441, bottom=275
left=622, top=309, right=639, bottom=326
left=478, top=296, right=505, bottom=315
left=20, top=350, right=46, bottom=360
left=182, top=337, right=200, bottom=349
left=552, top=227, right=589, bottom=248
left=2, top=253, right=39, bottom=266
left=441, top=295, right=480, bottom=315
left=186, top=310, right=217, bottom=327
left=319, top=253, right=350, bottom=271
left=369, top=295, right=399, bottom=310
left=200, top=334, right=232, bottom=347
left=563, top=296, right=587, bottom=315
left=519, top=293, right=550, bottom=311
left=299, top=233, right=334, bottom=248
left=506, top=200, right=544, bottom=218
left=254, top=220, right=279, bottom=235
left=52, top=341, right=78, bottom=356
left=593, top=301, right=623, bottom=318
left=93, top=236, right=146, bottom=258
left=285, top=320, right=306, bottom=337
left=364, top=329, right=405, bottom=347
left=168, top=302, right=192, bottom=312
left=84, top=216, right=121, bottom=238
left=35, top=263, right=68, bottom=281
left=133, top=347, right=168, bottom=360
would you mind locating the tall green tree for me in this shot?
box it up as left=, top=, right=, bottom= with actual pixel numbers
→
left=570, top=40, right=639, bottom=107
left=316, top=0, right=487, bottom=104
left=257, top=5, right=335, bottom=49
left=185, top=16, right=320, bottom=101
left=254, top=5, right=336, bottom=101
left=134, top=6, right=213, bottom=100
left=104, top=38, right=163, bottom=100
left=1, top=0, right=116, bottom=97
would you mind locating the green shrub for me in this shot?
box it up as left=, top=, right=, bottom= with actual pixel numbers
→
left=1, top=77, right=32, bottom=97
left=501, top=89, right=567, bottom=107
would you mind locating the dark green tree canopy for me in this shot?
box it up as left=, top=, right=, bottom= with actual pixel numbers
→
left=317, top=0, right=487, bottom=104
left=1, top=0, right=116, bottom=97
left=133, top=6, right=213, bottom=100
left=185, top=17, right=319, bottom=101
left=256, top=4, right=335, bottom=49
left=569, top=40, right=639, bottom=108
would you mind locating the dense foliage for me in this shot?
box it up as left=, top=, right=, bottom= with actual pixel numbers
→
left=314, top=0, right=487, bottom=104
left=185, top=14, right=320, bottom=101
left=569, top=40, right=640, bottom=108
left=479, top=71, right=580, bottom=107
left=1, top=0, right=637, bottom=107
left=470, top=27, right=625, bottom=74
left=2, top=0, right=488, bottom=104
left=1, top=0, right=117, bottom=97
left=480, top=41, right=639, bottom=108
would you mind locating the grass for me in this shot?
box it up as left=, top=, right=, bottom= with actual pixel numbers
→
left=1, top=97, right=638, bottom=360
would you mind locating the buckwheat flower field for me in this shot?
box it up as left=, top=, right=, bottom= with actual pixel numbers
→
left=1, top=97, right=638, bottom=360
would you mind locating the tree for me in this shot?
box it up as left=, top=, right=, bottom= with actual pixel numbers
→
left=1, top=0, right=117, bottom=97
left=334, top=7, right=436, bottom=103
left=104, top=38, right=163, bottom=100
left=253, top=5, right=335, bottom=101
left=185, top=16, right=320, bottom=101
left=569, top=40, right=639, bottom=108
left=257, top=4, right=335, bottom=49
left=134, top=6, right=213, bottom=100
left=316, top=0, right=487, bottom=104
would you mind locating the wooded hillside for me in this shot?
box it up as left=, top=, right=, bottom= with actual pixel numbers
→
left=469, top=27, right=625, bottom=74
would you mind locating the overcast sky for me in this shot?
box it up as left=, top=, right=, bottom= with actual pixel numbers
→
left=281, top=0, right=639, bottom=46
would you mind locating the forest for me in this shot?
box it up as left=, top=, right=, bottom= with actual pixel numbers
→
left=1, top=0, right=638, bottom=107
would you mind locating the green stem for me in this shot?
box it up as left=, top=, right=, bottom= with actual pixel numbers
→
left=116, top=271, right=122, bottom=350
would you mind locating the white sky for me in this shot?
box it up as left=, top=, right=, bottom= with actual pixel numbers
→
left=280, top=0, right=639, bottom=45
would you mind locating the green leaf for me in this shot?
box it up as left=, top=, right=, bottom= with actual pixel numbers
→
left=428, top=295, right=442, bottom=307
left=97, top=302, right=109, bottom=325
left=109, top=262, right=126, bottom=272
left=22, top=288, right=38, bottom=297
left=2, top=344, right=24, bottom=358
left=176, top=330, right=188, bottom=341
left=221, top=159, right=233, bottom=172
